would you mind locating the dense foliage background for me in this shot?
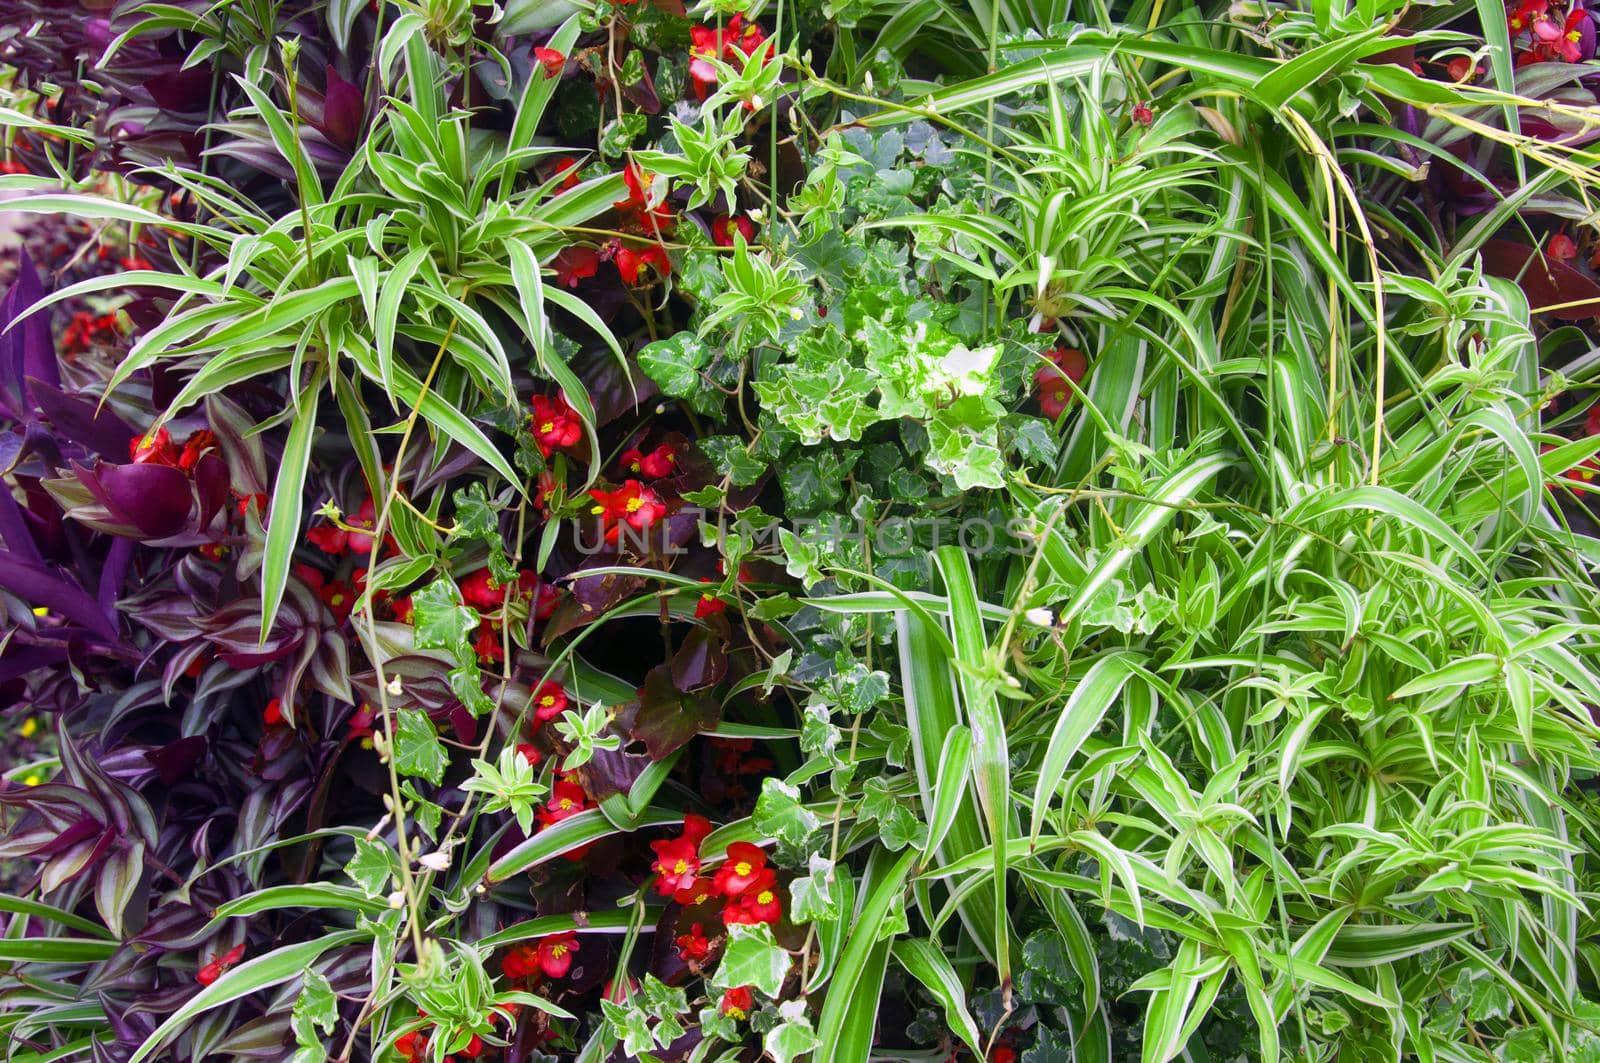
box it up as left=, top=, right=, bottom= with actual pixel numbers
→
left=5, top=0, right=1600, bottom=1060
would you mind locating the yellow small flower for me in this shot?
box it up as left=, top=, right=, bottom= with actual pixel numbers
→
left=19, top=717, right=38, bottom=738
left=32, top=606, right=48, bottom=618
left=22, top=773, right=41, bottom=787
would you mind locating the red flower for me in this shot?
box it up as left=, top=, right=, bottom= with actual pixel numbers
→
left=534, top=932, right=579, bottom=979
left=552, top=246, right=600, bottom=288
left=711, top=214, right=756, bottom=247
left=502, top=943, right=539, bottom=980
left=613, top=162, right=674, bottom=235
left=395, top=1027, right=426, bottom=1062
left=196, top=943, right=245, bottom=986
left=534, top=47, right=565, bottom=76
left=675, top=922, right=712, bottom=963
left=620, top=442, right=677, bottom=479
left=347, top=704, right=377, bottom=745
left=460, top=568, right=507, bottom=611
left=673, top=875, right=718, bottom=907
left=550, top=156, right=583, bottom=192
left=532, top=679, right=569, bottom=722
left=689, top=14, right=770, bottom=99
left=318, top=578, right=356, bottom=624
left=391, top=595, right=414, bottom=623
left=1587, top=404, right=1600, bottom=437
left=536, top=779, right=590, bottom=827
left=652, top=835, right=702, bottom=895
left=649, top=815, right=711, bottom=897
left=615, top=244, right=672, bottom=285
left=992, top=1047, right=1017, bottom=1063
left=722, top=868, right=782, bottom=925
left=525, top=578, right=562, bottom=620
left=475, top=619, right=504, bottom=664
left=1549, top=232, right=1579, bottom=261
left=1559, top=8, right=1590, bottom=61
left=459, top=1034, right=484, bottom=1058
left=1544, top=443, right=1600, bottom=495
left=695, top=579, right=727, bottom=619
left=263, top=698, right=285, bottom=728
left=235, top=491, right=267, bottom=518
left=129, top=427, right=177, bottom=466
left=713, top=841, right=768, bottom=896
left=1446, top=55, right=1479, bottom=82
left=1131, top=102, right=1153, bottom=126
left=177, top=430, right=217, bottom=472
left=515, top=742, right=542, bottom=766
left=530, top=393, right=584, bottom=457
left=60, top=310, right=123, bottom=356
left=720, top=985, right=753, bottom=1021
left=306, top=496, right=379, bottom=555
left=1035, top=347, right=1089, bottom=419
left=588, top=479, right=667, bottom=542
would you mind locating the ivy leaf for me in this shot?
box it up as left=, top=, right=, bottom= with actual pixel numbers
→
left=800, top=701, right=841, bottom=763
left=827, top=662, right=890, bottom=714
left=765, top=999, right=821, bottom=1063
left=411, top=578, right=478, bottom=657
left=411, top=578, right=493, bottom=716
left=699, top=435, right=767, bottom=487
left=777, top=451, right=858, bottom=514
left=393, top=709, right=449, bottom=786
left=788, top=853, right=839, bottom=925
left=926, top=410, right=1005, bottom=491
left=1021, top=1026, right=1076, bottom=1063
left=714, top=924, right=790, bottom=997
left=344, top=838, right=395, bottom=899
left=754, top=777, right=821, bottom=850
left=1009, top=414, right=1061, bottom=465
left=401, top=781, right=443, bottom=840
left=290, top=971, right=337, bottom=1063
left=600, top=998, right=657, bottom=1058
left=638, top=332, right=710, bottom=398
left=451, top=484, right=515, bottom=583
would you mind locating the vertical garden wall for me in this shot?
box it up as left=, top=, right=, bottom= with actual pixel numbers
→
left=3, top=0, right=1600, bottom=1060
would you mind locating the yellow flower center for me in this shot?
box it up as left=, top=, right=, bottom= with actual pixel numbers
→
left=540, top=695, right=555, bottom=708
left=757, top=890, right=774, bottom=905
left=551, top=945, right=566, bottom=957
left=539, top=421, right=555, bottom=434
left=559, top=799, right=573, bottom=810
left=625, top=497, right=644, bottom=513
left=674, top=859, right=689, bottom=874
left=735, top=861, right=752, bottom=876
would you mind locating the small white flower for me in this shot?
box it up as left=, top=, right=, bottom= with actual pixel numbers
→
left=386, top=674, right=403, bottom=697
left=1026, top=607, right=1055, bottom=628
left=417, top=850, right=452, bottom=873
left=387, top=890, right=406, bottom=909
left=789, top=305, right=805, bottom=321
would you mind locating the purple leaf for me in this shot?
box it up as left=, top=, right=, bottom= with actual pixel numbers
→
left=29, top=379, right=135, bottom=458
left=321, top=65, right=364, bottom=152
left=0, top=551, right=121, bottom=640
left=96, top=462, right=193, bottom=539
left=0, top=249, right=55, bottom=415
